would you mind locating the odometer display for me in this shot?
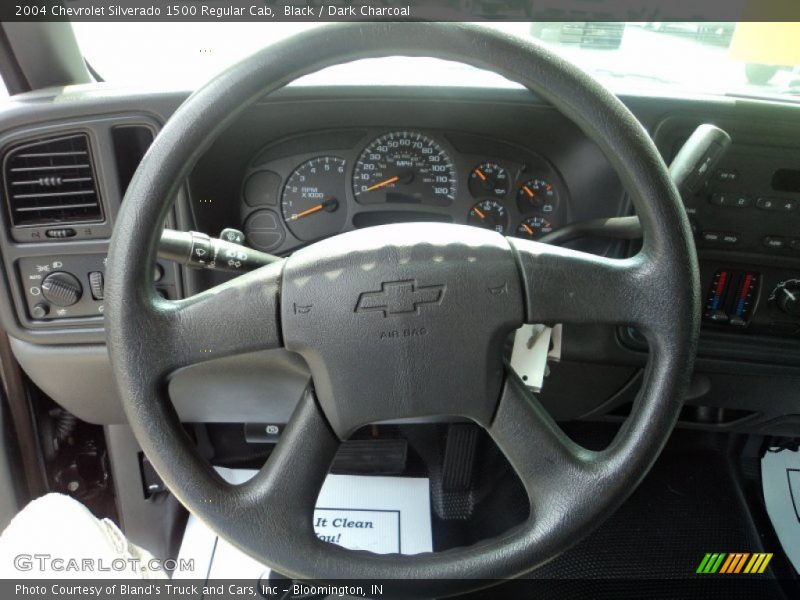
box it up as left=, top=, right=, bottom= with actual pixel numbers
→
left=353, top=131, right=457, bottom=206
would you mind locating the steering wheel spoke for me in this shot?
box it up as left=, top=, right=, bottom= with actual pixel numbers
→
left=159, top=261, right=284, bottom=371
left=228, top=390, right=339, bottom=549
left=489, top=370, right=592, bottom=509
left=509, top=238, right=662, bottom=330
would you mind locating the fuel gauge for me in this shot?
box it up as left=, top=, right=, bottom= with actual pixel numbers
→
left=467, top=199, right=508, bottom=234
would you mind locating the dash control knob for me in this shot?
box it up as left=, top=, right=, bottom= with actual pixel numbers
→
left=89, top=271, right=104, bottom=300
left=774, top=280, right=800, bottom=318
left=31, top=303, right=49, bottom=319
left=40, top=272, right=83, bottom=307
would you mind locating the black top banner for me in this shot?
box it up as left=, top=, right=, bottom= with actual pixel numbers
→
left=4, top=0, right=800, bottom=23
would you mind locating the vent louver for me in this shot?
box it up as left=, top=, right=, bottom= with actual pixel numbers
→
left=3, top=134, right=102, bottom=227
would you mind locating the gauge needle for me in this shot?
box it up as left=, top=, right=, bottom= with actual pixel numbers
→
left=288, top=198, right=338, bottom=221
left=473, top=207, right=486, bottom=220
left=473, top=168, right=487, bottom=181
left=365, top=175, right=399, bottom=192
left=522, top=185, right=535, bottom=198
left=522, top=223, right=534, bottom=235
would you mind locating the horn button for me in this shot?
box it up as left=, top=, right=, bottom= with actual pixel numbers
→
left=281, top=223, right=524, bottom=439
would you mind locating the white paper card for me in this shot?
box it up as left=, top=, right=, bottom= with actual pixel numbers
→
left=176, top=469, right=432, bottom=580
left=510, top=323, right=552, bottom=391
left=761, top=448, right=800, bottom=572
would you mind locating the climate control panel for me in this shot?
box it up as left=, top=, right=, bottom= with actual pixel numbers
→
left=704, top=269, right=759, bottom=327
left=701, top=261, right=800, bottom=337
left=769, top=279, right=800, bottom=320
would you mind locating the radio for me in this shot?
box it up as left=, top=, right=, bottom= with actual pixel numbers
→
left=685, top=162, right=800, bottom=256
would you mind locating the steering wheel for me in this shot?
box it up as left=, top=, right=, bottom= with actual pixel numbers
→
left=106, top=23, right=699, bottom=594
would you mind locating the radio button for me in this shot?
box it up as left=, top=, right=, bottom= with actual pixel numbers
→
left=763, top=236, right=787, bottom=249
left=711, top=193, right=751, bottom=208
left=701, top=231, right=739, bottom=245
left=757, top=197, right=797, bottom=211
left=721, top=233, right=740, bottom=245
left=715, top=169, right=739, bottom=182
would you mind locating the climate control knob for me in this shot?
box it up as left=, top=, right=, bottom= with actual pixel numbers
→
left=41, top=272, right=82, bottom=307
left=772, top=279, right=800, bottom=318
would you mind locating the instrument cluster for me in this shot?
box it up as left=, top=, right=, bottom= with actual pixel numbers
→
left=240, top=129, right=568, bottom=254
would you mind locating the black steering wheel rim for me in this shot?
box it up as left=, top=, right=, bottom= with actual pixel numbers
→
left=106, top=22, right=699, bottom=594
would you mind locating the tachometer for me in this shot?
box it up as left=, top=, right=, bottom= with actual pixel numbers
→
left=281, top=156, right=347, bottom=241
left=352, top=131, right=457, bottom=206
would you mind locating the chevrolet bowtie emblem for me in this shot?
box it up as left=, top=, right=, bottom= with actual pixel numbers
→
left=355, top=280, right=445, bottom=317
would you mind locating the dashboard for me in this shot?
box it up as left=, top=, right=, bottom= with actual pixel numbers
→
left=0, top=84, right=798, bottom=437
left=240, top=128, right=569, bottom=255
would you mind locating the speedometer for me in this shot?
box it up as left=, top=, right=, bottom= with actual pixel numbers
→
left=352, top=131, right=457, bottom=206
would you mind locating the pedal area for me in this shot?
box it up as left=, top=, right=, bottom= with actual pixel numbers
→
left=175, top=469, right=432, bottom=581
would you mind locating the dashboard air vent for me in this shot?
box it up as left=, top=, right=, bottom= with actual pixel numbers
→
left=3, top=134, right=102, bottom=227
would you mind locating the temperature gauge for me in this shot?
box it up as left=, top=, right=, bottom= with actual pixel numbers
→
left=516, top=178, right=558, bottom=214
left=516, top=216, right=555, bottom=239
left=467, top=199, right=508, bottom=234
left=469, top=162, right=509, bottom=199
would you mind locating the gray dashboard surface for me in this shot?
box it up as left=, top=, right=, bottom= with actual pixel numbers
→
left=10, top=337, right=309, bottom=425
left=1, top=84, right=799, bottom=428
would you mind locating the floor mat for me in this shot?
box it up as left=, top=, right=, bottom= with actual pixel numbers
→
left=466, top=427, right=793, bottom=599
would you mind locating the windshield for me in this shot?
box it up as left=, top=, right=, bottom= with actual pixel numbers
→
left=72, top=22, right=800, bottom=100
